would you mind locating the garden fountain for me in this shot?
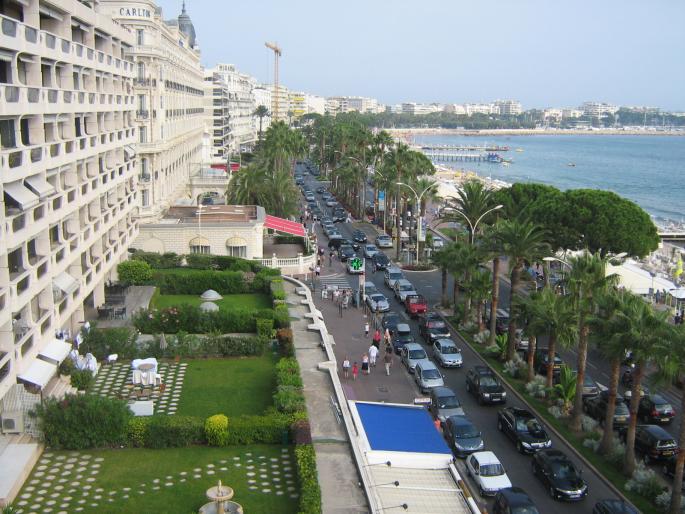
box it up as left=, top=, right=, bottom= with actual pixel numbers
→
left=198, top=479, right=243, bottom=514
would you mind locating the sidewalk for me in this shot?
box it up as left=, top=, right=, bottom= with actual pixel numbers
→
left=284, top=280, right=368, bottom=514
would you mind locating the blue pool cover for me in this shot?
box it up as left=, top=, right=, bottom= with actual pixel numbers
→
left=355, top=402, right=451, bottom=454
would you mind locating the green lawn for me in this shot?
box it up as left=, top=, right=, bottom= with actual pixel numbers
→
left=18, top=445, right=298, bottom=514
left=177, top=356, right=277, bottom=417
left=151, top=292, right=272, bottom=311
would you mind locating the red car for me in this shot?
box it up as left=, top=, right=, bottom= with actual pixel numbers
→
left=405, top=294, right=428, bottom=317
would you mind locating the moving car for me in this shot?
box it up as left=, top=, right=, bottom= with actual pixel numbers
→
left=592, top=499, right=640, bottom=514
left=337, top=245, right=356, bottom=262
left=493, top=487, right=540, bottom=514
left=384, top=267, right=404, bottom=289
left=392, top=323, right=415, bottom=354
left=497, top=407, right=552, bottom=454
left=637, top=394, right=675, bottom=424
left=352, top=229, right=368, bottom=243
left=371, top=252, right=390, bottom=271
left=414, top=360, right=445, bottom=393
left=433, top=338, right=463, bottom=368
left=532, top=348, right=564, bottom=378
left=375, top=234, right=393, bottom=248
left=326, top=198, right=338, bottom=207
left=444, top=415, right=484, bottom=458
left=366, top=293, right=390, bottom=313
left=315, top=186, right=325, bottom=194
left=429, top=386, right=465, bottom=424
left=393, top=279, right=417, bottom=302
left=400, top=343, right=429, bottom=373
left=332, top=207, right=346, bottom=222
left=531, top=449, right=588, bottom=501
left=419, top=313, right=451, bottom=343
left=583, top=390, right=630, bottom=428
left=382, top=312, right=401, bottom=333
left=363, top=244, right=380, bottom=258
left=466, top=451, right=512, bottom=497
left=620, top=424, right=678, bottom=463
left=362, top=281, right=378, bottom=298
left=404, top=294, right=428, bottom=317
left=465, top=366, right=507, bottom=405
left=327, top=236, right=345, bottom=250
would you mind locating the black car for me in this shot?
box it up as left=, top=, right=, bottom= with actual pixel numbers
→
left=419, top=313, right=450, bottom=343
left=465, top=366, right=507, bottom=405
left=337, top=245, right=356, bottom=262
left=583, top=391, right=631, bottom=428
left=531, top=449, right=588, bottom=501
left=620, top=424, right=678, bottom=463
left=372, top=252, right=390, bottom=271
left=352, top=230, right=368, bottom=243
left=497, top=407, right=552, bottom=454
left=382, top=312, right=401, bottom=333
left=332, top=208, right=346, bottom=223
left=637, top=394, right=675, bottom=424
left=493, top=487, right=540, bottom=514
left=529, top=348, right=564, bottom=378
left=593, top=499, right=640, bottom=514
left=444, top=415, right=484, bottom=458
left=316, top=186, right=325, bottom=194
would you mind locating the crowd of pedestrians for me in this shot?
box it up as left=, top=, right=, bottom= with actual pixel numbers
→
left=341, top=321, right=396, bottom=380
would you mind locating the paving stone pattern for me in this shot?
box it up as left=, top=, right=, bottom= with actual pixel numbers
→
left=14, top=448, right=298, bottom=513
left=90, top=362, right=187, bottom=415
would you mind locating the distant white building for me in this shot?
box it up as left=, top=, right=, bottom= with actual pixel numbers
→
left=253, top=86, right=272, bottom=133
left=494, top=99, right=523, bottom=116
left=464, top=103, right=497, bottom=116
left=202, top=71, right=230, bottom=164
left=209, top=64, right=257, bottom=153
left=444, top=104, right=467, bottom=115
left=562, top=108, right=584, bottom=119
left=580, top=102, right=618, bottom=118
left=401, top=103, right=440, bottom=115
left=325, top=96, right=382, bottom=114
left=305, top=94, right=326, bottom=115
left=543, top=108, right=564, bottom=121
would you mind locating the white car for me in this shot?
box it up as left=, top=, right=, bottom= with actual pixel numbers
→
left=433, top=338, right=463, bottom=368
left=363, top=244, right=380, bottom=259
left=432, top=236, right=444, bottom=249
left=362, top=281, right=378, bottom=298
left=393, top=279, right=417, bottom=302
left=366, top=293, right=390, bottom=313
left=384, top=267, right=404, bottom=289
left=466, top=451, right=512, bottom=497
left=375, top=234, right=393, bottom=248
left=326, top=198, right=337, bottom=207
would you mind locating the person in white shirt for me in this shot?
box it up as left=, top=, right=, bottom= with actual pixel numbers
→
left=368, top=344, right=379, bottom=367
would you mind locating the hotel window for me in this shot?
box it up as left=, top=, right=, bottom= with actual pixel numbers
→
left=190, top=245, right=210, bottom=255
left=136, top=29, right=144, bottom=46
left=141, top=189, right=149, bottom=207
left=139, top=126, right=146, bottom=143
left=226, top=237, right=247, bottom=258
left=137, top=61, right=145, bottom=80
left=0, top=119, right=17, bottom=148
left=189, top=236, right=210, bottom=254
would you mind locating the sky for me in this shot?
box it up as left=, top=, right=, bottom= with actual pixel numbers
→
left=155, top=0, right=685, bottom=110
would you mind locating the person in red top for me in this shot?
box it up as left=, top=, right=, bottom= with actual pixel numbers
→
left=352, top=362, right=359, bottom=381
left=372, top=329, right=381, bottom=348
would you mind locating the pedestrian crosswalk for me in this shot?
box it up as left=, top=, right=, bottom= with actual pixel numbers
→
left=319, top=273, right=354, bottom=289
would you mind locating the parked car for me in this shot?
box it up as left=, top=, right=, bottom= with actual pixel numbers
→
left=581, top=374, right=600, bottom=399
left=493, top=487, right=540, bottom=514
left=371, top=252, right=390, bottom=271
left=363, top=244, right=380, bottom=258
left=466, top=451, right=512, bottom=497
left=352, top=229, right=368, bottom=243
left=444, top=415, right=484, bottom=458
left=337, top=245, right=356, bottom=262
left=384, top=267, right=404, bottom=289
left=429, top=386, right=465, bottom=423
left=375, top=234, right=393, bottom=248
left=315, top=186, right=325, bottom=194
left=619, top=424, right=678, bottom=463
left=404, top=294, right=428, bottom=317
left=583, top=390, right=630, bottom=428
left=366, top=293, right=390, bottom=313
left=531, top=449, right=588, bottom=501
left=400, top=343, right=429, bottom=373
left=393, top=279, right=417, bottom=302
left=497, top=407, right=552, bottom=454
left=419, top=313, right=451, bottom=343
left=488, top=309, right=510, bottom=335
left=433, top=339, right=463, bottom=368
left=326, top=198, right=338, bottom=207
left=414, top=360, right=445, bottom=393
left=532, top=348, right=564, bottom=378
left=432, top=236, right=445, bottom=249
left=592, top=499, right=640, bottom=514
left=637, top=394, right=675, bottom=424
left=466, top=366, right=507, bottom=405
left=392, top=323, right=415, bottom=354
left=381, top=311, right=401, bottom=332
left=362, top=281, right=378, bottom=298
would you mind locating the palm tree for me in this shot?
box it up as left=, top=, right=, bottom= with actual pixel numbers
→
left=566, top=251, right=620, bottom=432
left=497, top=220, right=551, bottom=361
left=253, top=105, right=270, bottom=140
left=515, top=291, right=541, bottom=382
left=432, top=244, right=456, bottom=307
left=466, top=267, right=492, bottom=331
left=445, top=179, right=496, bottom=243
left=449, top=242, right=482, bottom=318
left=482, top=226, right=504, bottom=346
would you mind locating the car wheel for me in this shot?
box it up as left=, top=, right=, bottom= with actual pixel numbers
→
left=497, top=419, right=503, bottom=431
left=517, top=441, right=524, bottom=453
left=549, top=486, right=556, bottom=499
left=531, top=461, right=537, bottom=476
left=465, top=382, right=471, bottom=393
left=479, top=486, right=486, bottom=497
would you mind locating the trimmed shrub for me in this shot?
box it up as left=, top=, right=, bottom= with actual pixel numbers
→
left=80, top=327, right=139, bottom=361
left=276, top=358, right=303, bottom=388
left=276, top=328, right=295, bottom=356
left=525, top=375, right=547, bottom=399
left=144, top=415, right=206, bottom=448
left=33, top=394, right=132, bottom=450
left=625, top=463, right=665, bottom=503
left=273, top=303, right=291, bottom=329
left=130, top=251, right=182, bottom=269
left=117, top=260, right=153, bottom=285
left=58, top=358, right=74, bottom=377
left=151, top=268, right=277, bottom=295
left=126, top=417, right=149, bottom=448
left=70, top=369, right=95, bottom=391
left=225, top=413, right=293, bottom=445
left=274, top=385, right=306, bottom=414
left=256, top=318, right=274, bottom=340
left=291, top=419, right=312, bottom=445
left=296, top=444, right=322, bottom=514
left=205, top=414, right=229, bottom=446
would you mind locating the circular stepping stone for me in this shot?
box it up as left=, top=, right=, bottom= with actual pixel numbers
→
left=276, top=491, right=284, bottom=496
left=95, top=488, right=104, bottom=493
left=54, top=485, right=64, bottom=491
left=270, top=458, right=278, bottom=462
left=94, top=495, right=102, bottom=500
left=206, top=470, right=215, bottom=475
left=220, top=467, right=228, bottom=471
left=152, top=486, right=160, bottom=490
left=234, top=463, right=241, bottom=467
left=249, top=486, right=258, bottom=490
left=206, top=464, right=214, bottom=468
left=273, top=477, right=281, bottom=482
left=179, top=471, right=187, bottom=476
left=232, top=457, right=240, bottom=461
left=94, top=457, right=104, bottom=462
left=262, top=488, right=271, bottom=493
left=290, top=493, right=299, bottom=499
left=287, top=486, right=296, bottom=491
left=179, top=478, right=186, bottom=483
left=139, top=490, right=145, bottom=494
left=86, top=477, right=96, bottom=482
left=55, top=455, right=66, bottom=461
left=123, top=487, right=131, bottom=491
left=78, top=499, right=86, bottom=504
left=193, top=475, right=202, bottom=479
left=165, top=482, right=173, bottom=487
left=37, top=465, right=47, bottom=471
left=37, top=489, right=48, bottom=495
left=247, top=472, right=255, bottom=477
left=83, top=485, right=92, bottom=490
left=17, top=500, right=27, bottom=506
left=193, top=468, right=201, bottom=472
left=34, top=472, right=45, bottom=478
left=92, top=463, right=101, bottom=468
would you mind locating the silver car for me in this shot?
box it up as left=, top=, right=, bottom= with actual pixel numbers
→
left=432, top=236, right=444, bottom=249
left=384, top=267, right=404, bottom=289
left=375, top=234, right=393, bottom=248
left=414, top=361, right=445, bottom=393
left=393, top=279, right=417, bottom=302
left=401, top=343, right=429, bottom=374
left=433, top=338, right=463, bottom=368
left=366, top=293, right=390, bottom=313
left=364, top=244, right=379, bottom=258
left=362, top=281, right=378, bottom=298
left=429, top=386, right=465, bottom=423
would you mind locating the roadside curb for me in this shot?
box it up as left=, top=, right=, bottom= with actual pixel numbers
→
left=438, top=312, right=638, bottom=511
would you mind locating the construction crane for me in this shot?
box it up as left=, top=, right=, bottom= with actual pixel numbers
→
left=265, top=41, right=282, bottom=121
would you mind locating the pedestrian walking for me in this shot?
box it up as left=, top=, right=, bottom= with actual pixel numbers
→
left=352, top=362, right=359, bottom=381
left=372, top=329, right=381, bottom=348
left=361, top=353, right=370, bottom=375
left=384, top=328, right=391, bottom=346
left=339, top=301, right=343, bottom=317
left=342, top=356, right=350, bottom=379
left=368, top=344, right=379, bottom=367
left=385, top=341, right=392, bottom=355
left=315, top=265, right=320, bottom=277
left=329, top=251, right=334, bottom=266
left=384, top=351, right=393, bottom=376
left=364, top=321, right=370, bottom=337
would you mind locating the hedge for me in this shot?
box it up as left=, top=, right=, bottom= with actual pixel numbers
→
left=117, top=260, right=153, bottom=285
left=151, top=268, right=279, bottom=295
left=296, top=445, right=322, bottom=514
left=130, top=251, right=265, bottom=273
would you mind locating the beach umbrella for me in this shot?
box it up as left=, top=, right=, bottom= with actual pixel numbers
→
left=200, top=289, right=223, bottom=301
left=159, top=333, right=168, bottom=350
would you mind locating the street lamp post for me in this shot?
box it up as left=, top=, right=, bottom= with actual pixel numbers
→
left=449, top=204, right=504, bottom=245
left=396, top=181, right=439, bottom=263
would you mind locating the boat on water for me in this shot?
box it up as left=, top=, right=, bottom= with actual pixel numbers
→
left=567, top=162, right=576, bottom=167
left=502, top=162, right=511, bottom=167
left=515, top=148, right=524, bottom=153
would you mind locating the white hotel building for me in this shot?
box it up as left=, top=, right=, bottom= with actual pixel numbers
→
left=0, top=0, right=136, bottom=415
left=102, top=0, right=205, bottom=222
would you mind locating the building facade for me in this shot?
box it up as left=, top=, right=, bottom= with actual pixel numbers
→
left=253, top=85, right=271, bottom=135
left=102, top=0, right=205, bottom=222
left=494, top=99, right=522, bottom=116
left=580, top=101, right=618, bottom=118
left=0, top=0, right=137, bottom=402
left=325, top=95, right=383, bottom=115
left=203, top=70, right=229, bottom=164
left=209, top=63, right=257, bottom=153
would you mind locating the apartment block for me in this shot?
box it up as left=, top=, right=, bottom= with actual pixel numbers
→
left=102, top=0, right=205, bottom=222
left=0, top=0, right=137, bottom=404
left=203, top=70, right=229, bottom=164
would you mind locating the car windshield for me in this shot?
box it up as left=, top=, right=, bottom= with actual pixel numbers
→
left=439, top=396, right=460, bottom=409
left=371, top=295, right=385, bottom=302
left=428, top=320, right=446, bottom=329
left=551, top=462, right=579, bottom=480
left=441, top=345, right=458, bottom=354
left=480, top=463, right=505, bottom=477
left=480, top=375, right=499, bottom=387
left=422, top=369, right=441, bottom=380
left=400, top=284, right=413, bottom=291
left=389, top=273, right=402, bottom=279
left=376, top=255, right=388, bottom=263
left=408, top=297, right=423, bottom=304
left=408, top=349, right=426, bottom=359
left=398, top=334, right=414, bottom=342
left=455, top=424, right=480, bottom=438
left=511, top=506, right=540, bottom=514
left=615, top=402, right=630, bottom=415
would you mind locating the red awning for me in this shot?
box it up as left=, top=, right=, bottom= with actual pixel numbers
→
left=264, top=215, right=306, bottom=237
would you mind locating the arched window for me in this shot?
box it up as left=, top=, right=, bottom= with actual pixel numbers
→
left=225, top=236, right=247, bottom=258
left=189, top=236, right=210, bottom=254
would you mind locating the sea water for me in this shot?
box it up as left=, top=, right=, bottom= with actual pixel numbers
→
left=414, top=134, right=685, bottom=226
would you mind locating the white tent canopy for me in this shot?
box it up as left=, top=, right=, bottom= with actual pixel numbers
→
left=607, top=261, right=678, bottom=296
left=38, top=339, right=72, bottom=365
left=18, top=359, right=57, bottom=389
